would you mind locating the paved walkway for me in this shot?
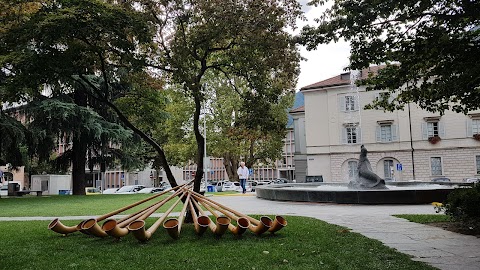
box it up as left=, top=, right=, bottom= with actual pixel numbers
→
left=1, top=194, right=479, bottom=270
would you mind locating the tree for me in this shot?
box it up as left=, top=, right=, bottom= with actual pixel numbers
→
left=300, top=0, right=480, bottom=114
left=145, top=0, right=301, bottom=191
left=26, top=93, right=141, bottom=195
left=1, top=0, right=301, bottom=193
left=0, top=0, right=155, bottom=194
left=0, top=111, right=28, bottom=167
left=206, top=76, right=293, bottom=181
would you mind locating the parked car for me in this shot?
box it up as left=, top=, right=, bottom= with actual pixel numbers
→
left=215, top=181, right=240, bottom=192
left=160, top=182, right=172, bottom=190
left=273, top=178, right=289, bottom=184
left=115, top=185, right=145, bottom=194
left=431, top=177, right=451, bottom=182
left=256, top=180, right=273, bottom=185
left=465, top=178, right=479, bottom=183
left=0, top=185, right=8, bottom=196
left=247, top=181, right=258, bottom=192
left=85, top=187, right=101, bottom=195
left=102, top=188, right=119, bottom=194
left=137, top=187, right=164, bottom=194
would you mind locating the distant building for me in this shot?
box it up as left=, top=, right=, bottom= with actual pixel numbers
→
left=293, top=67, right=480, bottom=183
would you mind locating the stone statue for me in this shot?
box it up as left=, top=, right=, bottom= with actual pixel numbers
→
left=348, top=145, right=388, bottom=190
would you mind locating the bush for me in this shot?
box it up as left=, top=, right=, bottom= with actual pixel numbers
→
left=443, top=183, right=480, bottom=229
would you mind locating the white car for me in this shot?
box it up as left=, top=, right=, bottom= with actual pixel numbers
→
left=137, top=187, right=163, bottom=194
left=0, top=185, right=7, bottom=196
left=465, top=178, right=479, bottom=183
left=102, top=188, right=119, bottom=194
left=114, top=185, right=145, bottom=194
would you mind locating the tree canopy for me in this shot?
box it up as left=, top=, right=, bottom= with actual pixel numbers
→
left=1, top=0, right=301, bottom=192
left=300, top=0, right=480, bottom=114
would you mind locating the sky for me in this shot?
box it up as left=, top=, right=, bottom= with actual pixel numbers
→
left=295, top=1, right=351, bottom=90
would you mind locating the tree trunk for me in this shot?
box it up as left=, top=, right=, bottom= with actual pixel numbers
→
left=223, top=153, right=239, bottom=182
left=72, top=134, right=87, bottom=195
left=72, top=89, right=88, bottom=195
left=192, top=86, right=204, bottom=192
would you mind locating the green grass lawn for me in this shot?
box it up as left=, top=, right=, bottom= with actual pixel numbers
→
left=393, top=214, right=451, bottom=224
left=0, top=193, right=185, bottom=217
left=0, top=216, right=434, bottom=270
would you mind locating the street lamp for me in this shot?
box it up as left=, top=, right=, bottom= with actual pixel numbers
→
left=203, top=106, right=208, bottom=191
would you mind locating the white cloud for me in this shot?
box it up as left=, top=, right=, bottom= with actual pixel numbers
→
left=294, top=1, right=351, bottom=90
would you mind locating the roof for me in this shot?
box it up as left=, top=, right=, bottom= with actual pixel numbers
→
left=289, top=105, right=304, bottom=114
left=300, top=66, right=385, bottom=91
left=286, top=92, right=304, bottom=128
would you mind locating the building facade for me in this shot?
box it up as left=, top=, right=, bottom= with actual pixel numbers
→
left=295, top=67, right=480, bottom=183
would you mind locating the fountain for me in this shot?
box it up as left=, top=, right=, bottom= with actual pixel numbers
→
left=256, top=145, right=472, bottom=204
left=348, top=145, right=387, bottom=190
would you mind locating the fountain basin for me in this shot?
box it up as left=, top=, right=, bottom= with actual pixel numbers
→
left=255, top=182, right=473, bottom=204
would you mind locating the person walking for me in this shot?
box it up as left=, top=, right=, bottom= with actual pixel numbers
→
left=237, top=162, right=249, bottom=194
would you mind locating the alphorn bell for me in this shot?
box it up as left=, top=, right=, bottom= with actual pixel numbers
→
left=48, top=182, right=190, bottom=236
left=163, top=192, right=191, bottom=239
left=102, top=188, right=186, bottom=239
left=82, top=184, right=192, bottom=238
left=190, top=190, right=285, bottom=235
left=193, top=194, right=250, bottom=236
left=188, top=199, right=210, bottom=236
left=128, top=191, right=187, bottom=242
left=191, top=196, right=230, bottom=237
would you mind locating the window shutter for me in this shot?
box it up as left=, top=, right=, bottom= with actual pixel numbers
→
left=392, top=125, right=398, bottom=141
left=357, top=127, right=362, bottom=143
left=439, top=122, right=446, bottom=138
left=338, top=96, right=345, bottom=112
left=466, top=119, right=473, bottom=137
left=354, top=95, right=360, bottom=111
left=376, top=126, right=381, bottom=142
left=421, top=122, right=428, bottom=140
left=341, top=127, right=347, bottom=144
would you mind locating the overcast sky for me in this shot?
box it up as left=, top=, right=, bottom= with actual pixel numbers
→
left=295, top=1, right=351, bottom=90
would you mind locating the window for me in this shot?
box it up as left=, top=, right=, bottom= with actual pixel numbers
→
left=383, top=160, right=394, bottom=180
left=376, top=124, right=397, bottom=142
left=472, top=119, right=480, bottom=135
left=342, top=125, right=361, bottom=144
left=339, top=95, right=359, bottom=112
left=476, top=155, right=480, bottom=174
left=427, top=122, right=439, bottom=137
left=430, top=157, right=443, bottom=176
left=345, top=96, right=356, bottom=111
left=422, top=120, right=445, bottom=140
left=348, top=160, right=358, bottom=180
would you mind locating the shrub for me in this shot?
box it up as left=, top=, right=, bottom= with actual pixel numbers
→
left=443, top=183, right=480, bottom=229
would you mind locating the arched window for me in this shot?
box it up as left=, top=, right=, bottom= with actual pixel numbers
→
left=348, top=160, right=358, bottom=180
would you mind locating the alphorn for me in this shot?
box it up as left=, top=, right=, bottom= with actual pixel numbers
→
left=194, top=195, right=250, bottom=236
left=190, top=196, right=230, bottom=236
left=128, top=191, right=187, bottom=242
left=188, top=199, right=210, bottom=236
left=190, top=190, right=287, bottom=234
left=102, top=187, right=187, bottom=239
left=163, top=192, right=191, bottom=239
left=81, top=183, right=192, bottom=238
left=48, top=182, right=190, bottom=236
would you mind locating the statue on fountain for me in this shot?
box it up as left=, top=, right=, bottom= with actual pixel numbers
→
left=348, top=145, right=388, bottom=190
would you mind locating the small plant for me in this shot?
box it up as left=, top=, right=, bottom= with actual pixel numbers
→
left=443, top=183, right=480, bottom=231
left=473, top=133, right=480, bottom=141
left=428, top=135, right=441, bottom=144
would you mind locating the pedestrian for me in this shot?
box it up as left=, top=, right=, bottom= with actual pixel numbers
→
left=237, top=161, right=249, bottom=194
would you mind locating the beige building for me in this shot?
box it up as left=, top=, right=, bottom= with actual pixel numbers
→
left=294, top=67, right=480, bottom=183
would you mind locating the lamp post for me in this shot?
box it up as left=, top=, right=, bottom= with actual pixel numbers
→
left=203, top=107, right=208, bottom=191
